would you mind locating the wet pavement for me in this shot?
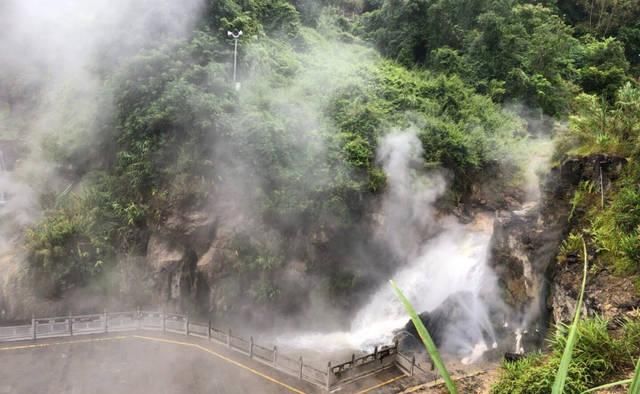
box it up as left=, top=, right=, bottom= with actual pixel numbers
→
left=0, top=333, right=435, bottom=394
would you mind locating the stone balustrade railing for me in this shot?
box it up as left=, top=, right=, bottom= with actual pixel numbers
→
left=0, top=309, right=435, bottom=390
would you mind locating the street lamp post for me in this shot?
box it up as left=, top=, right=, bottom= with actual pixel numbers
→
left=227, top=30, right=243, bottom=90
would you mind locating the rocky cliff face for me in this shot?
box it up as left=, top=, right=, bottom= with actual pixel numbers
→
left=0, top=188, right=382, bottom=330
left=145, top=209, right=217, bottom=311
left=489, top=155, right=633, bottom=334
left=3, top=151, right=637, bottom=337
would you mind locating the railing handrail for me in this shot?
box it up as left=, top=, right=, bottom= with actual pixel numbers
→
left=331, top=343, right=398, bottom=372
left=0, top=309, right=433, bottom=390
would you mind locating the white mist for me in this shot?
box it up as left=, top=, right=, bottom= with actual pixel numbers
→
left=280, top=130, right=500, bottom=363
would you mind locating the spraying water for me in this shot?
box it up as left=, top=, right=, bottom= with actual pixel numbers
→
left=281, top=218, right=497, bottom=357
left=351, top=219, right=497, bottom=349
left=280, top=130, right=501, bottom=363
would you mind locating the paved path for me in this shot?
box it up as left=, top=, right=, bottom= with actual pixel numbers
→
left=0, top=333, right=318, bottom=394
left=0, top=333, right=416, bottom=394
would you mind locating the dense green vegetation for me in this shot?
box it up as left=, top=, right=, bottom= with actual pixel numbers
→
left=492, top=317, right=640, bottom=393
left=555, top=83, right=640, bottom=277
left=361, top=0, right=635, bottom=115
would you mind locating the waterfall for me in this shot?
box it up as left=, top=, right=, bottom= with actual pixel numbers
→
left=350, top=218, right=497, bottom=351
left=279, top=216, right=498, bottom=363
left=279, top=131, right=502, bottom=364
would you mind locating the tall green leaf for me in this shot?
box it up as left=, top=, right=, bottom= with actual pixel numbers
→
left=582, top=379, right=632, bottom=393
left=390, top=280, right=458, bottom=394
left=581, top=357, right=639, bottom=393
left=552, top=238, right=589, bottom=394
left=630, top=357, right=640, bottom=394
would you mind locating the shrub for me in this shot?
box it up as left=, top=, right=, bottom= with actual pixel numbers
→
left=27, top=198, right=113, bottom=297
left=559, top=83, right=640, bottom=158
left=492, top=317, right=639, bottom=394
left=491, top=353, right=590, bottom=394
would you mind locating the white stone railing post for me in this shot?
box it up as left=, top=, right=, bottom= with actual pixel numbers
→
left=68, top=312, right=73, bottom=336
left=299, top=356, right=303, bottom=380
left=104, top=310, right=108, bottom=334
left=207, top=319, right=212, bottom=341
left=31, top=315, right=36, bottom=341
left=326, top=362, right=332, bottom=390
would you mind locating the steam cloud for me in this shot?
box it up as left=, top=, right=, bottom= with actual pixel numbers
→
left=0, top=0, right=204, bottom=218
left=280, top=129, right=502, bottom=363
left=375, top=129, right=446, bottom=259
left=0, top=0, right=204, bottom=317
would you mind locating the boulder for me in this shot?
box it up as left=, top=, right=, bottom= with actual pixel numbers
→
left=552, top=263, right=640, bottom=323
left=163, top=209, right=216, bottom=256
left=395, top=291, right=496, bottom=359
left=146, top=233, right=197, bottom=309
left=146, top=233, right=186, bottom=271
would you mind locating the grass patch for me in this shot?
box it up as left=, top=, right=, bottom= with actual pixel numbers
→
left=492, top=317, right=640, bottom=394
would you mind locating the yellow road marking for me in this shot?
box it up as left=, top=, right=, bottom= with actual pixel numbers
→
left=132, top=335, right=307, bottom=394
left=1, top=334, right=307, bottom=394
left=0, top=335, right=130, bottom=351
left=355, top=374, right=406, bottom=394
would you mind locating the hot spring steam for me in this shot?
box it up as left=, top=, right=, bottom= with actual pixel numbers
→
left=279, top=130, right=503, bottom=364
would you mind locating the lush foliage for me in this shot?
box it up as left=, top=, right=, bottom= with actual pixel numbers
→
left=360, top=0, right=635, bottom=116
left=554, top=83, right=640, bottom=275
left=558, top=83, right=640, bottom=157
left=330, top=61, right=523, bottom=196
left=26, top=177, right=139, bottom=296
left=492, top=317, right=640, bottom=394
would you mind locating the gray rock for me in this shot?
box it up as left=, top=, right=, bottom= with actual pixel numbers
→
left=489, top=154, right=628, bottom=330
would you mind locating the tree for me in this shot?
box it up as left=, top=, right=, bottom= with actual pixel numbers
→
left=563, top=0, right=640, bottom=37
left=575, top=37, right=630, bottom=100
left=363, top=0, right=489, bottom=65
left=465, top=4, right=579, bottom=115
